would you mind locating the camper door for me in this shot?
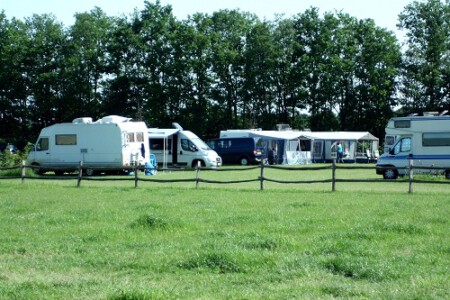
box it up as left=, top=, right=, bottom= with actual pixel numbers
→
left=30, top=136, right=51, bottom=165
left=149, top=137, right=173, bottom=167
left=177, top=133, right=199, bottom=166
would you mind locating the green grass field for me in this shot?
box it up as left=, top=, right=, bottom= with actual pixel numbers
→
left=0, top=166, right=449, bottom=299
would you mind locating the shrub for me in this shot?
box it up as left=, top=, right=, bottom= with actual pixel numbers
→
left=0, top=143, right=32, bottom=176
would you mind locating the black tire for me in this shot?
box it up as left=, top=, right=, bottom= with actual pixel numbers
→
left=31, top=163, right=44, bottom=175
left=54, top=170, right=64, bottom=176
left=239, top=157, right=249, bottom=165
left=192, top=160, right=205, bottom=168
left=383, top=168, right=398, bottom=180
left=445, top=170, right=450, bottom=180
left=85, top=168, right=96, bottom=176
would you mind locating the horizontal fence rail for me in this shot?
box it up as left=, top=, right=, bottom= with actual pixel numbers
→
left=0, top=160, right=449, bottom=193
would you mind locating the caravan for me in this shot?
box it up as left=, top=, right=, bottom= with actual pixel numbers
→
left=148, top=123, right=222, bottom=168
left=27, top=115, right=150, bottom=175
left=376, top=115, right=450, bottom=179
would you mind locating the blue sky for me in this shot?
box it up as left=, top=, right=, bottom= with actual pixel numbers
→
left=2, top=0, right=412, bottom=39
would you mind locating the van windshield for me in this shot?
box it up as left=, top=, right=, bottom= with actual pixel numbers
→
left=392, top=137, right=411, bottom=155
left=191, top=138, right=212, bottom=151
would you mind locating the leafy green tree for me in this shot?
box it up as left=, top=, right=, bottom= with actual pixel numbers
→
left=292, top=8, right=341, bottom=130
left=272, top=17, right=308, bottom=129
left=398, top=0, right=450, bottom=112
left=0, top=13, right=28, bottom=141
left=2, top=1, right=447, bottom=146
left=0, top=13, right=67, bottom=141
left=25, top=14, right=66, bottom=130
left=243, top=20, right=279, bottom=129
left=175, top=14, right=215, bottom=136
left=136, top=1, right=180, bottom=126
left=345, top=17, right=401, bottom=138
left=291, top=8, right=401, bottom=137
left=209, top=9, right=255, bottom=129
left=103, top=13, right=147, bottom=120
left=65, top=7, right=113, bottom=121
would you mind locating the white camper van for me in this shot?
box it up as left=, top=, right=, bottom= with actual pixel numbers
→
left=376, top=115, right=450, bottom=179
left=148, top=123, right=222, bottom=168
left=28, top=115, right=150, bottom=175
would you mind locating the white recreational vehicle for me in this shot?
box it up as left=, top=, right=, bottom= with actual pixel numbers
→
left=148, top=123, right=222, bottom=168
left=27, top=115, right=150, bottom=175
left=376, top=115, right=450, bottom=179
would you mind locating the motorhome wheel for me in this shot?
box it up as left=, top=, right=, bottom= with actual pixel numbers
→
left=445, top=170, right=450, bottom=180
left=31, top=163, right=44, bottom=175
left=240, top=157, right=249, bottom=165
left=85, top=169, right=95, bottom=176
left=191, top=160, right=205, bottom=168
left=383, top=168, right=398, bottom=180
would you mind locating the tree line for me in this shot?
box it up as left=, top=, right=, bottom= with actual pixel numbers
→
left=0, top=0, right=449, bottom=148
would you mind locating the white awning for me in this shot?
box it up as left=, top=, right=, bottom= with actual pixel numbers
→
left=248, top=130, right=310, bottom=140
left=301, top=131, right=378, bottom=141
left=148, top=128, right=180, bottom=138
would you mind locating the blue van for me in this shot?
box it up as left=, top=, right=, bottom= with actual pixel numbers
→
left=207, top=137, right=263, bottom=165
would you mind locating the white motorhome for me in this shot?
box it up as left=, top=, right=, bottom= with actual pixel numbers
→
left=28, top=115, right=150, bottom=175
left=148, top=123, right=222, bottom=168
left=376, top=115, right=450, bottom=179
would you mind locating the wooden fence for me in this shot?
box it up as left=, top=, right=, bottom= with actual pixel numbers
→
left=0, top=160, right=449, bottom=193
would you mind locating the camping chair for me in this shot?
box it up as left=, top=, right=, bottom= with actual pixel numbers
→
left=366, top=149, right=372, bottom=163
left=145, top=154, right=157, bottom=175
left=373, top=150, right=379, bottom=161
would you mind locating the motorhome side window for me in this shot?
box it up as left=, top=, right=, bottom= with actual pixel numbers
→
left=136, top=132, right=144, bottom=142
left=150, top=139, right=163, bottom=150
left=36, top=137, right=49, bottom=151
left=394, top=120, right=410, bottom=128
left=55, top=134, right=77, bottom=145
left=385, top=136, right=395, bottom=145
left=126, top=132, right=144, bottom=143
left=150, top=138, right=172, bottom=150
left=181, top=139, right=196, bottom=151
left=422, top=132, right=450, bottom=147
left=393, top=137, right=411, bottom=154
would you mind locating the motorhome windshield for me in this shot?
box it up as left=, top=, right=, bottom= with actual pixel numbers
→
left=392, top=137, right=411, bottom=155
left=191, top=138, right=212, bottom=151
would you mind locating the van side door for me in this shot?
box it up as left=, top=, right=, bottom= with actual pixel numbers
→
left=31, top=137, right=51, bottom=164
left=390, top=137, right=412, bottom=170
left=391, top=137, right=411, bottom=156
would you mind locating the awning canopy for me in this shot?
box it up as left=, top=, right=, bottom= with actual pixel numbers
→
left=302, top=131, right=378, bottom=141
left=248, top=130, right=310, bottom=140
left=246, top=130, right=378, bottom=141
left=148, top=128, right=180, bottom=138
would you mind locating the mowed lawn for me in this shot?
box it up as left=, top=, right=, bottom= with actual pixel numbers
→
left=0, top=167, right=449, bottom=299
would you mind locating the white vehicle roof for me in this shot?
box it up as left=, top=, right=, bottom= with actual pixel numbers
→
left=148, top=128, right=180, bottom=138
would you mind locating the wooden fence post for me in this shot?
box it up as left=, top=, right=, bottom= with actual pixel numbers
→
left=260, top=161, right=265, bottom=191
left=196, top=161, right=200, bottom=189
left=77, top=161, right=83, bottom=187
left=21, top=160, right=26, bottom=183
left=332, top=159, right=336, bottom=192
left=134, top=162, right=138, bottom=188
left=408, top=158, right=413, bottom=194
